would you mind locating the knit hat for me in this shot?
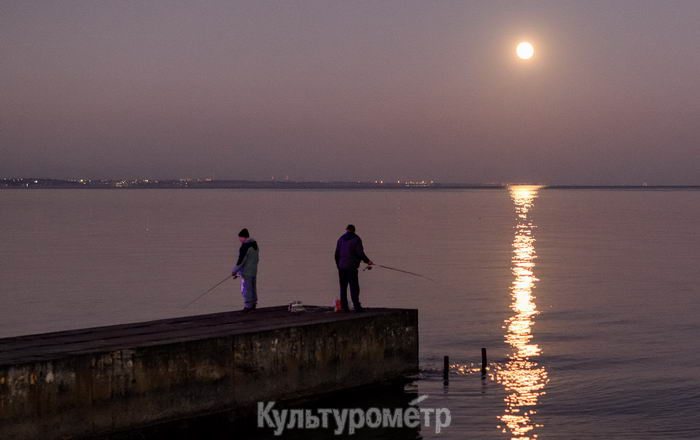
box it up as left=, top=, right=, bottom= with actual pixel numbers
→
left=238, top=228, right=250, bottom=238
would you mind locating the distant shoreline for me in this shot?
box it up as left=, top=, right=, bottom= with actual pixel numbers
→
left=1, top=178, right=699, bottom=190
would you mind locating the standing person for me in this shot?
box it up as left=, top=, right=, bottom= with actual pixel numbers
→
left=232, top=228, right=259, bottom=312
left=334, top=224, right=373, bottom=312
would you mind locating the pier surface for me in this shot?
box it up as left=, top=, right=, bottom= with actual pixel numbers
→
left=0, top=306, right=418, bottom=439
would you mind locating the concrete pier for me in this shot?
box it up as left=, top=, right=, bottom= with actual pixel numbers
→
left=0, top=306, right=418, bottom=439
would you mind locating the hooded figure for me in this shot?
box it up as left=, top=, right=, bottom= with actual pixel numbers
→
left=334, top=224, right=373, bottom=312
left=232, top=228, right=259, bottom=311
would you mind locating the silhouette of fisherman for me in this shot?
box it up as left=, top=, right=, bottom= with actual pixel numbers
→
left=334, top=224, right=373, bottom=312
left=232, top=228, right=259, bottom=312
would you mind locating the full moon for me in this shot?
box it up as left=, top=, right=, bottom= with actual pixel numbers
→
left=516, top=41, right=534, bottom=59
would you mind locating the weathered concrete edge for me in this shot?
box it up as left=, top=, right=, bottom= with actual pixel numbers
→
left=0, top=307, right=411, bottom=366
left=0, top=309, right=418, bottom=439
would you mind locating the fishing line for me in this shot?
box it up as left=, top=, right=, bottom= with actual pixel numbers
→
left=363, top=264, right=437, bottom=283
left=362, top=264, right=472, bottom=298
left=183, top=275, right=232, bottom=308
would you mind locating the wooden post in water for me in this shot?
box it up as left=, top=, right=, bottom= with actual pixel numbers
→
left=481, top=348, right=487, bottom=377
left=443, top=355, right=449, bottom=384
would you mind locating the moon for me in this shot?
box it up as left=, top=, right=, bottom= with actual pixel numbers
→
left=516, top=41, right=534, bottom=59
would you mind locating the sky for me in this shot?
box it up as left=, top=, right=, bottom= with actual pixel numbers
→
left=2, top=0, right=699, bottom=184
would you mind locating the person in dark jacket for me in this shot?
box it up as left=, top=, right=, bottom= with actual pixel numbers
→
left=232, top=228, right=259, bottom=312
left=334, top=224, right=373, bottom=312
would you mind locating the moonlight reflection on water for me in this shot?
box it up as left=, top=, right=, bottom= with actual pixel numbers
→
left=494, top=186, right=548, bottom=440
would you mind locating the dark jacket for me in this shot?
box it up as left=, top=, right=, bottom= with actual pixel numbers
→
left=335, top=232, right=370, bottom=270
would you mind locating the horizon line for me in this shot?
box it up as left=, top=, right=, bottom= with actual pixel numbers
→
left=2, top=177, right=700, bottom=189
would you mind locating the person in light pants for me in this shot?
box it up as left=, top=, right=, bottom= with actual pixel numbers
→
left=232, top=228, right=259, bottom=312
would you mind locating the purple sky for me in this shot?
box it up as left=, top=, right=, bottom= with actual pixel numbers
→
left=2, top=0, right=699, bottom=184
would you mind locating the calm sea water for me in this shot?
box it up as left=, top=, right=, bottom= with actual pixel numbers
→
left=1, top=188, right=699, bottom=439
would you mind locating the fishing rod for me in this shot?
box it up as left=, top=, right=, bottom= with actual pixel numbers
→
left=363, top=264, right=436, bottom=283
left=183, top=275, right=232, bottom=308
